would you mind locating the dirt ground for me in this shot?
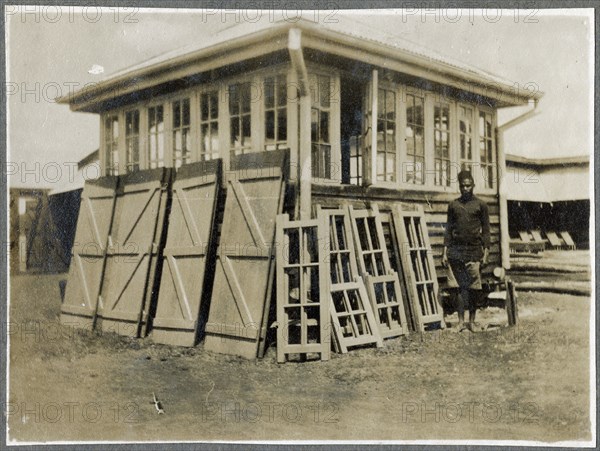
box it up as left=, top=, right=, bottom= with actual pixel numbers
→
left=7, top=259, right=593, bottom=444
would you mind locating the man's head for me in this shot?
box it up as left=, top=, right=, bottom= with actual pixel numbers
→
left=458, top=170, right=475, bottom=199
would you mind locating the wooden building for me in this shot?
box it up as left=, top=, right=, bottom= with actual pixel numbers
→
left=57, top=18, right=541, bottom=284
left=505, top=154, right=590, bottom=249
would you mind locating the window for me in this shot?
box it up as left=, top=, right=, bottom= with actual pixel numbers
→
left=404, top=94, right=425, bottom=184
left=349, top=135, right=363, bottom=185
left=479, top=111, right=495, bottom=189
left=459, top=106, right=474, bottom=171
left=229, top=82, right=252, bottom=156
left=147, top=105, right=164, bottom=169
left=125, top=110, right=140, bottom=173
left=264, top=75, right=288, bottom=151
left=104, top=114, right=119, bottom=175
left=433, top=102, right=451, bottom=186
left=376, top=88, right=396, bottom=182
left=311, top=74, right=331, bottom=179
left=200, top=91, right=219, bottom=161
left=172, top=99, right=191, bottom=169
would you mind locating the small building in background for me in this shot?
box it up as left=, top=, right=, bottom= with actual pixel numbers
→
left=9, top=149, right=100, bottom=274
left=505, top=154, right=590, bottom=248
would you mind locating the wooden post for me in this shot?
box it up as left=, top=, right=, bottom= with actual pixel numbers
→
left=288, top=28, right=311, bottom=220
left=496, top=126, right=510, bottom=270
left=368, top=69, right=378, bottom=186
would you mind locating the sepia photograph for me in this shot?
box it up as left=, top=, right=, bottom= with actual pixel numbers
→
left=4, top=4, right=595, bottom=446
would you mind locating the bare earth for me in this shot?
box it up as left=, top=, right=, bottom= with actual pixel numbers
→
left=7, top=269, right=591, bottom=444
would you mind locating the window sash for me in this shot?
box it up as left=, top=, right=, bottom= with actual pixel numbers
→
left=264, top=75, right=288, bottom=151
left=172, top=99, right=191, bottom=169
left=405, top=94, right=425, bottom=185
left=125, top=110, right=140, bottom=173
left=147, top=105, right=165, bottom=169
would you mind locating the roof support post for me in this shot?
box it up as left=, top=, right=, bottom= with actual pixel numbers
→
left=368, top=69, right=378, bottom=186
left=288, top=28, right=311, bottom=219
left=497, top=102, right=540, bottom=270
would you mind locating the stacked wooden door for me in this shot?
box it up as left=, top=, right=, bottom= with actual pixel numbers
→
left=95, top=168, right=171, bottom=337
left=60, top=176, right=118, bottom=329
left=203, top=163, right=286, bottom=359
left=152, top=161, right=221, bottom=346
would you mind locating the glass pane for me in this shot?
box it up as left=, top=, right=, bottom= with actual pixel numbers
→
left=264, top=77, right=275, bottom=108
left=387, top=91, right=396, bottom=117
left=277, top=108, right=287, bottom=142
left=201, top=124, right=208, bottom=153
left=173, top=101, right=181, bottom=128
left=319, top=75, right=330, bottom=107
left=277, top=75, right=287, bottom=106
left=201, top=94, right=209, bottom=121
left=229, top=85, right=239, bottom=115
left=210, top=124, right=219, bottom=155
left=287, top=228, right=299, bottom=264
left=241, top=83, right=251, bottom=113
left=311, top=108, right=319, bottom=142
left=174, top=130, right=182, bottom=152
left=182, top=99, right=190, bottom=126
left=320, top=111, right=329, bottom=143
left=387, top=154, right=395, bottom=180
left=230, top=118, right=239, bottom=147
left=377, top=89, right=385, bottom=120
left=415, top=128, right=424, bottom=156
left=209, top=92, right=218, bottom=119
left=242, top=115, right=251, bottom=143
left=265, top=110, right=275, bottom=141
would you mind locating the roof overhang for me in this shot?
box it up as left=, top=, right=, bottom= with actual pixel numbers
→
left=57, top=21, right=542, bottom=113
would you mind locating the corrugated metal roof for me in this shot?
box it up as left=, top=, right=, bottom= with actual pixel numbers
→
left=58, top=16, right=541, bottom=109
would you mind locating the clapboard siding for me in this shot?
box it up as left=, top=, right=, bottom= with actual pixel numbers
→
left=312, top=183, right=501, bottom=282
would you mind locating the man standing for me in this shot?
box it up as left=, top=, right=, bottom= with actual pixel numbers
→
left=442, top=170, right=490, bottom=331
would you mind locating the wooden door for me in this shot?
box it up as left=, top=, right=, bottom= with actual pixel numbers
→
left=152, top=160, right=221, bottom=346
left=96, top=168, right=171, bottom=337
left=60, top=177, right=118, bottom=329
left=203, top=167, right=285, bottom=359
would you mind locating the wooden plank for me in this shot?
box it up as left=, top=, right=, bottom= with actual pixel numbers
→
left=151, top=161, right=221, bottom=346
left=276, top=214, right=331, bottom=363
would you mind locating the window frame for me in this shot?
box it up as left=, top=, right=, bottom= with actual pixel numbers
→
left=476, top=104, right=497, bottom=193
left=307, top=64, right=341, bottom=184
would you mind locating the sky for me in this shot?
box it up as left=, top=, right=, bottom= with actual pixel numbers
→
left=5, top=7, right=594, bottom=188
